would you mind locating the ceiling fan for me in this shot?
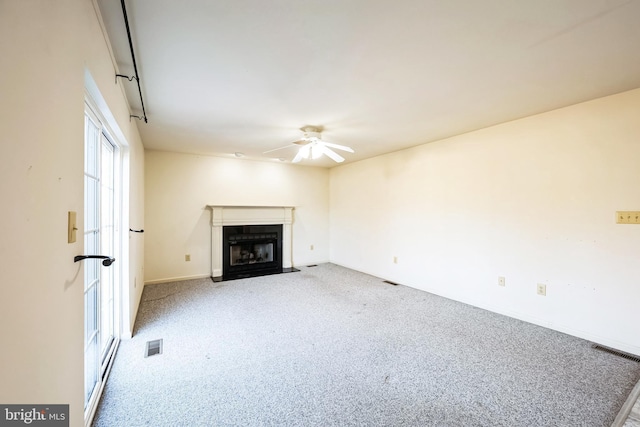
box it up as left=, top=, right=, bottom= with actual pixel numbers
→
left=263, top=126, right=354, bottom=163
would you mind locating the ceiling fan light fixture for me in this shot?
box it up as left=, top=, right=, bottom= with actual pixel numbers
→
left=310, top=144, right=323, bottom=159
left=299, top=144, right=312, bottom=159
left=267, top=125, right=354, bottom=164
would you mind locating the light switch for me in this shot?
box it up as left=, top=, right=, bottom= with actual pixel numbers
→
left=68, top=211, right=77, bottom=243
left=616, top=211, right=640, bottom=224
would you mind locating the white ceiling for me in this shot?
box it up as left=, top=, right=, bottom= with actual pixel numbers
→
left=97, top=0, right=640, bottom=167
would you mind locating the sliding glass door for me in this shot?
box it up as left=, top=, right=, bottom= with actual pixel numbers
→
left=84, top=106, right=119, bottom=413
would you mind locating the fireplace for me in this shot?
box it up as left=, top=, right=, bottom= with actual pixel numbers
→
left=223, top=224, right=282, bottom=280
left=207, top=206, right=296, bottom=281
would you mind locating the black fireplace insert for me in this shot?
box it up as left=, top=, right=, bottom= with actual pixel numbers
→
left=222, top=224, right=283, bottom=280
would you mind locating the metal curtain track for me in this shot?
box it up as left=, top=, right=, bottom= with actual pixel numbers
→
left=116, top=0, right=148, bottom=123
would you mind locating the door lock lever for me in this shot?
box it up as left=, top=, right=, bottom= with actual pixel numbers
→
left=74, top=255, right=116, bottom=266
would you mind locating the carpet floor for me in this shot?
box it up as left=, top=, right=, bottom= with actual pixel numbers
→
left=92, top=263, right=640, bottom=426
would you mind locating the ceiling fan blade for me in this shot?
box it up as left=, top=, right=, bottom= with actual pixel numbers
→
left=321, top=141, right=354, bottom=153
left=320, top=146, right=345, bottom=163
left=291, top=150, right=305, bottom=163
left=262, top=144, right=296, bottom=155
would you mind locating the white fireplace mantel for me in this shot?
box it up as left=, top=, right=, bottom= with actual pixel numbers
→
left=206, top=206, right=294, bottom=278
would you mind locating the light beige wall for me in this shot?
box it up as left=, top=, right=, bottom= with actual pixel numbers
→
left=330, top=88, right=640, bottom=354
left=144, top=151, right=329, bottom=283
left=0, top=0, right=145, bottom=423
left=126, top=133, right=145, bottom=336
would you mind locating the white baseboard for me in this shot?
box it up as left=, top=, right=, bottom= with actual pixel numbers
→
left=485, top=304, right=640, bottom=357
left=329, top=261, right=640, bottom=357
left=419, top=286, right=640, bottom=357
left=296, top=259, right=331, bottom=267
left=144, top=274, right=211, bottom=285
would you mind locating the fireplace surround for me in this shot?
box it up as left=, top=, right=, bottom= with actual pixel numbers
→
left=207, top=206, right=295, bottom=281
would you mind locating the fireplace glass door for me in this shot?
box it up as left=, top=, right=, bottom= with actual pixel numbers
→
left=230, top=241, right=275, bottom=266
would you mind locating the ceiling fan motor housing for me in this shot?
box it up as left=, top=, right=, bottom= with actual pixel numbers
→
left=301, top=125, right=322, bottom=141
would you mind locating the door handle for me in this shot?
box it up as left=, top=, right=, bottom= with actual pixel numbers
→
left=74, top=255, right=116, bottom=266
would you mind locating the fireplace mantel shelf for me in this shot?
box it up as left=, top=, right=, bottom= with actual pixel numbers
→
left=206, top=206, right=294, bottom=278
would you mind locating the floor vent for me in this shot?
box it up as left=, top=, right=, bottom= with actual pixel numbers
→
left=307, top=264, right=318, bottom=267
left=145, top=339, right=163, bottom=358
left=383, top=280, right=399, bottom=286
left=592, top=344, right=640, bottom=363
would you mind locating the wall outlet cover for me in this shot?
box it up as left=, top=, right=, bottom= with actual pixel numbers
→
left=537, top=283, right=547, bottom=296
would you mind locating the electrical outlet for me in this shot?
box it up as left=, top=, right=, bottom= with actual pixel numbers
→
left=393, top=256, right=398, bottom=264
left=498, top=276, right=505, bottom=287
left=185, top=254, right=191, bottom=262
left=310, top=244, right=314, bottom=250
left=537, top=283, right=546, bottom=296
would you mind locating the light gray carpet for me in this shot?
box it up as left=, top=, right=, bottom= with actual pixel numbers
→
left=93, top=263, right=640, bottom=426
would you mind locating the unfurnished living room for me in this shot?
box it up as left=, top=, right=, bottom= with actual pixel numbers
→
left=1, top=1, right=640, bottom=426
